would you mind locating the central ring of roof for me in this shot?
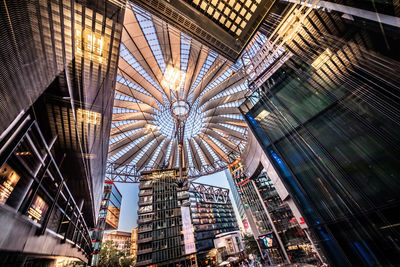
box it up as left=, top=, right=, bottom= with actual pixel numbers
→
left=154, top=100, right=203, bottom=139
left=108, top=3, right=249, bottom=176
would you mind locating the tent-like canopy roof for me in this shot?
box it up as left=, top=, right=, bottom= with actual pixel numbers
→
left=108, top=3, right=248, bottom=178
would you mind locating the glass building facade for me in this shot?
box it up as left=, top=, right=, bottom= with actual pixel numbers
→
left=0, top=0, right=124, bottom=264
left=240, top=2, right=400, bottom=265
left=253, top=171, right=321, bottom=265
left=189, top=182, right=239, bottom=257
left=90, top=181, right=122, bottom=265
left=136, top=169, right=196, bottom=267
left=227, top=157, right=287, bottom=264
left=225, top=169, right=249, bottom=232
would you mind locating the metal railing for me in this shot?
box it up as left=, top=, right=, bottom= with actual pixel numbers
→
left=0, top=114, right=92, bottom=258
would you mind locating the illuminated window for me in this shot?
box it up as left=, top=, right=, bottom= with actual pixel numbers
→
left=0, top=164, right=20, bottom=205
left=207, top=6, right=214, bottom=15
left=77, top=108, right=101, bottom=125
left=75, top=27, right=108, bottom=64
left=312, top=48, right=332, bottom=69
left=200, top=2, right=207, bottom=10
left=217, top=2, right=224, bottom=11
left=224, top=7, right=230, bottom=15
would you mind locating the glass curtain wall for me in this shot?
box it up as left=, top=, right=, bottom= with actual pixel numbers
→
left=240, top=8, right=400, bottom=264
left=253, top=171, right=321, bottom=265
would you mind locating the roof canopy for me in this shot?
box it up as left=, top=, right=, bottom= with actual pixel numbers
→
left=108, top=3, right=248, bottom=178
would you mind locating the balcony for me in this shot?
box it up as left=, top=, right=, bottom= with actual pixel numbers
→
left=139, top=190, right=153, bottom=196
left=137, top=248, right=153, bottom=255
left=177, top=192, right=190, bottom=199
left=138, top=216, right=153, bottom=224
left=138, top=226, right=153, bottom=233
left=138, top=200, right=152, bottom=206
left=139, top=182, right=153, bottom=190
left=137, top=237, right=153, bottom=243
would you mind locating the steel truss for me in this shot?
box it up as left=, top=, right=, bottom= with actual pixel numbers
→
left=105, top=161, right=228, bottom=183
left=189, top=182, right=230, bottom=204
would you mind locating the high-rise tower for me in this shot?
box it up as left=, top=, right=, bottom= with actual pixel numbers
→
left=136, top=169, right=196, bottom=266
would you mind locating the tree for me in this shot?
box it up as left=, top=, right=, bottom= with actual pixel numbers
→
left=119, top=256, right=134, bottom=267
left=99, top=240, right=135, bottom=267
left=242, top=234, right=260, bottom=257
left=99, top=240, right=123, bottom=267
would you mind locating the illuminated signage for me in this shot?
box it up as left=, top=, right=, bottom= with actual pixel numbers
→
left=258, top=233, right=275, bottom=249
left=27, top=195, right=48, bottom=223
left=151, top=170, right=176, bottom=180
left=181, top=206, right=196, bottom=254
left=0, top=163, right=21, bottom=205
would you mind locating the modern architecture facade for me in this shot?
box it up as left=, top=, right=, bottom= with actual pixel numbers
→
left=189, top=182, right=239, bottom=265
left=225, top=169, right=250, bottom=233
left=214, top=231, right=244, bottom=256
left=136, top=169, right=196, bottom=266
left=239, top=1, right=400, bottom=266
left=0, top=0, right=124, bottom=265
left=227, top=156, right=289, bottom=264
left=103, top=231, right=132, bottom=256
left=1, top=0, right=399, bottom=266
left=253, top=171, right=321, bottom=264
left=131, top=0, right=275, bottom=61
left=91, top=181, right=122, bottom=265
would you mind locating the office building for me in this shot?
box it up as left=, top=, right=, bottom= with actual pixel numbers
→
left=214, top=231, right=244, bottom=256
left=229, top=133, right=326, bottom=264
left=225, top=169, right=250, bottom=233
left=103, top=231, right=132, bottom=256
left=189, top=182, right=240, bottom=265
left=253, top=171, right=321, bottom=264
left=91, top=181, right=122, bottom=265
left=136, top=169, right=196, bottom=266
left=227, top=156, right=288, bottom=264
left=239, top=1, right=400, bottom=265
left=0, top=0, right=124, bottom=265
